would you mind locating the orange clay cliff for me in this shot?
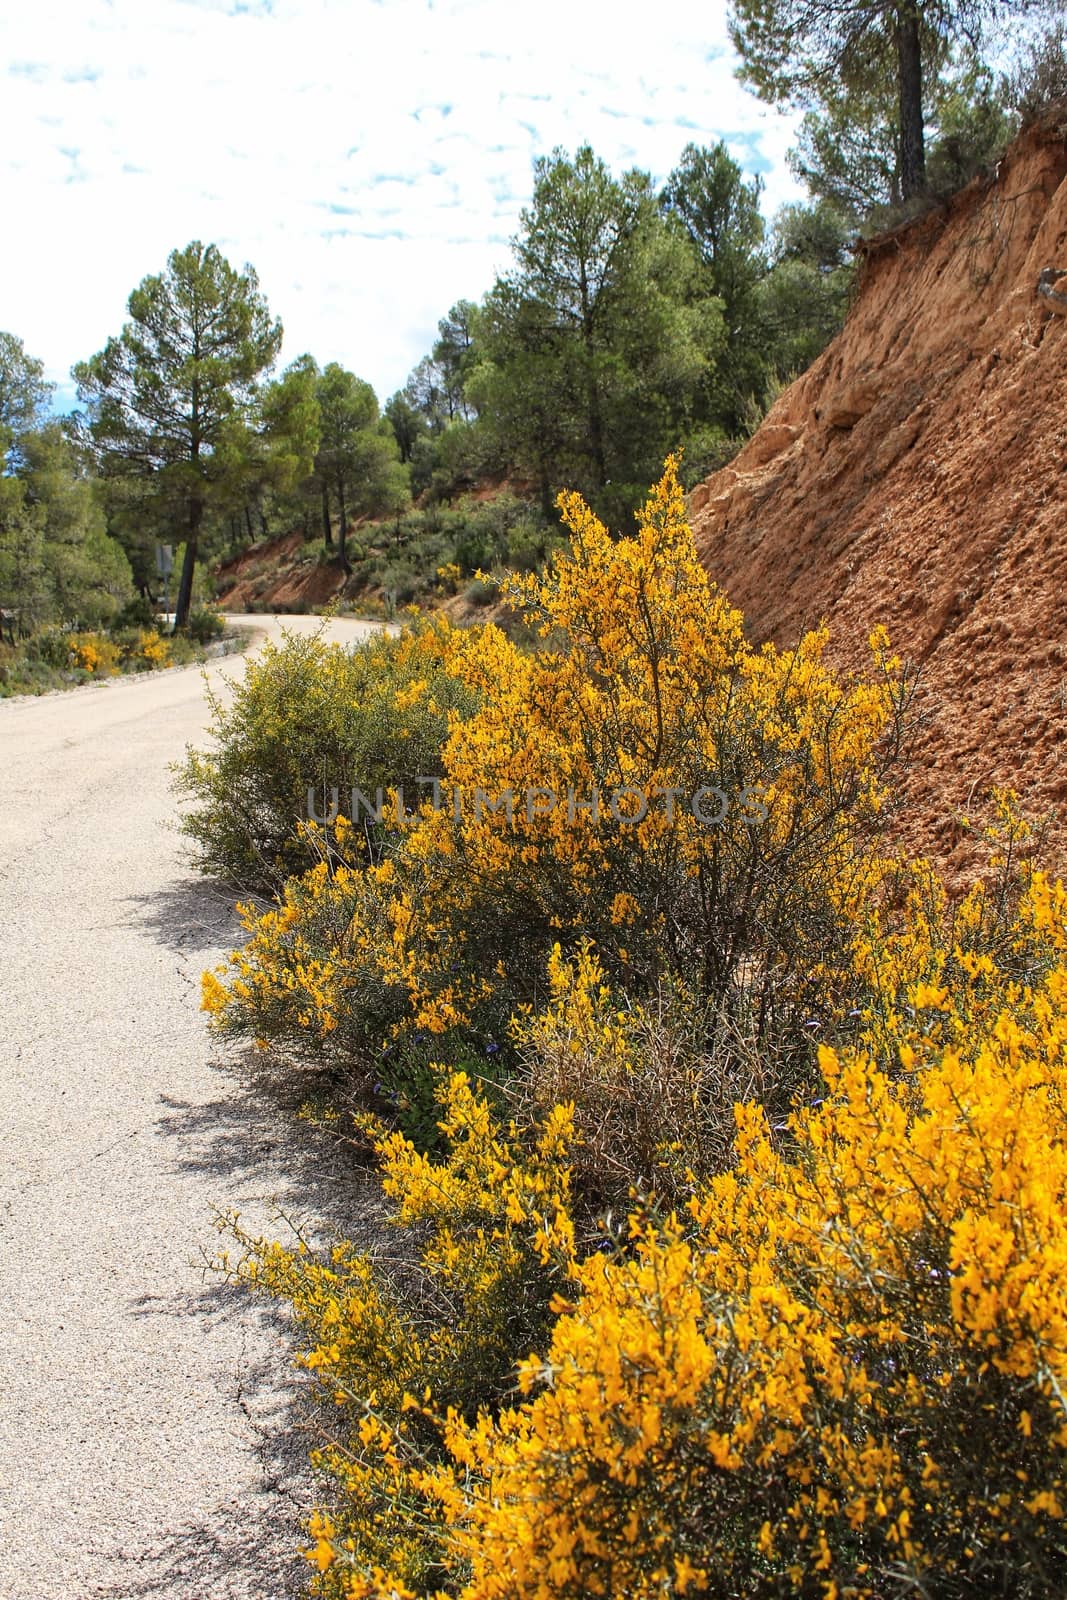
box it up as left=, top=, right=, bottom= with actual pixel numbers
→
left=689, top=113, right=1067, bottom=878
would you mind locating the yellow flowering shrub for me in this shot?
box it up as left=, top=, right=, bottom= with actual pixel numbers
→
left=223, top=1070, right=580, bottom=1596
left=70, top=631, right=121, bottom=675
left=851, top=795, right=1060, bottom=1073
left=204, top=460, right=909, bottom=1084
left=246, top=879, right=1067, bottom=1598
left=203, top=851, right=395, bottom=1053
left=135, top=627, right=172, bottom=667
left=200, top=466, right=1067, bottom=1596
left=509, top=940, right=748, bottom=1212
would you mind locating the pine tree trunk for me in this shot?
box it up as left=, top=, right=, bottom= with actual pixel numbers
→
left=174, top=495, right=202, bottom=631
left=321, top=481, right=333, bottom=549
left=177, top=376, right=202, bottom=632
left=539, top=470, right=554, bottom=520
left=337, top=473, right=351, bottom=573
left=586, top=358, right=608, bottom=492
left=898, top=4, right=926, bottom=201
left=579, top=269, right=608, bottom=491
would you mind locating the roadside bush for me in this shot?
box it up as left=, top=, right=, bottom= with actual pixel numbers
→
left=509, top=942, right=755, bottom=1215
left=69, top=631, right=121, bottom=676
left=135, top=628, right=171, bottom=668
left=0, top=618, right=221, bottom=696
left=203, top=459, right=910, bottom=1081
left=225, top=1069, right=578, bottom=1595
left=113, top=594, right=158, bottom=630
left=203, top=458, right=1067, bottom=1597
left=24, top=628, right=80, bottom=671
left=177, top=618, right=478, bottom=890
left=108, top=625, right=173, bottom=671
left=0, top=648, right=60, bottom=696
left=184, top=605, right=225, bottom=644
left=230, top=867, right=1067, bottom=1599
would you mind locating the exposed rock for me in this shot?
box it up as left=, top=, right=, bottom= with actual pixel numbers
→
left=823, top=378, right=882, bottom=429
left=742, top=422, right=803, bottom=466
left=1037, top=264, right=1067, bottom=312
left=872, top=412, right=925, bottom=475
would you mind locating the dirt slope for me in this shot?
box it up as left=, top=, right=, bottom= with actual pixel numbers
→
left=214, top=530, right=347, bottom=612
left=690, top=115, right=1067, bottom=877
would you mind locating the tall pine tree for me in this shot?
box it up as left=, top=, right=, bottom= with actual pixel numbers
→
left=74, top=241, right=281, bottom=628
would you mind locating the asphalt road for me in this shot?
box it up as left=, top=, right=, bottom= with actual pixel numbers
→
left=0, top=615, right=384, bottom=1599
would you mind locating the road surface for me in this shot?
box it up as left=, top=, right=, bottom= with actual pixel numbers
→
left=0, top=616, right=383, bottom=1598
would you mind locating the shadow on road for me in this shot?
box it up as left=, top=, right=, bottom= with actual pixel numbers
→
left=123, top=874, right=254, bottom=956
left=100, top=1057, right=389, bottom=1600
left=120, top=858, right=390, bottom=1598
left=89, top=1304, right=315, bottom=1599
left=154, top=1047, right=382, bottom=1232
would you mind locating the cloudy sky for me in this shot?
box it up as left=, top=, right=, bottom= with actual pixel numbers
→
left=0, top=0, right=804, bottom=412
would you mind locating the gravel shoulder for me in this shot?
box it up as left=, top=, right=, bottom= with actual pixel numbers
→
left=0, top=615, right=382, bottom=1599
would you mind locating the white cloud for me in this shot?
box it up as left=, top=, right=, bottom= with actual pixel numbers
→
left=0, top=0, right=804, bottom=408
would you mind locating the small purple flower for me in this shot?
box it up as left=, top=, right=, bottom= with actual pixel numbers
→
left=485, top=1041, right=500, bottom=1056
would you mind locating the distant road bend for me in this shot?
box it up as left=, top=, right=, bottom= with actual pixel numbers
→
left=0, top=615, right=382, bottom=1599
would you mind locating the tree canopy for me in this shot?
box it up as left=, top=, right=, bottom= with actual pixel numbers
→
left=0, top=331, right=52, bottom=469
left=74, top=240, right=282, bottom=627
left=662, top=140, right=769, bottom=430
left=467, top=145, right=720, bottom=522
left=729, top=0, right=1039, bottom=200
left=312, top=362, right=408, bottom=567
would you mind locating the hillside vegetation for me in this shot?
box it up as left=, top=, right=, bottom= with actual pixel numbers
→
left=173, top=33, right=1067, bottom=1600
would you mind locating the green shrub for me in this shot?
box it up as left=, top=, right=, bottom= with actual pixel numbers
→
left=463, top=575, right=499, bottom=607
left=454, top=527, right=494, bottom=576
left=23, top=628, right=76, bottom=671
left=377, top=562, right=423, bottom=610
left=113, top=594, right=159, bottom=630
left=184, top=605, right=226, bottom=644
left=678, top=426, right=745, bottom=489
left=176, top=617, right=478, bottom=889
